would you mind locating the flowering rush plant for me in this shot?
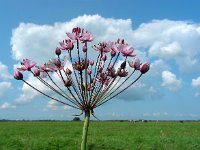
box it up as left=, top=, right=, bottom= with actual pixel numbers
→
left=14, top=27, right=150, bottom=150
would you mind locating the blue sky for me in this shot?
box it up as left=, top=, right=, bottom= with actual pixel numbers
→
left=0, top=0, right=200, bottom=120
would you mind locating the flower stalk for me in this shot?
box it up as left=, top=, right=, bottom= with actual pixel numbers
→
left=81, top=110, right=90, bottom=150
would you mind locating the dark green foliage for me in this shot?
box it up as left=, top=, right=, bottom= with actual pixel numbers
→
left=73, top=117, right=81, bottom=121
left=0, top=121, right=200, bottom=150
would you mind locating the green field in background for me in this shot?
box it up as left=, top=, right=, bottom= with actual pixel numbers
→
left=0, top=121, right=200, bottom=150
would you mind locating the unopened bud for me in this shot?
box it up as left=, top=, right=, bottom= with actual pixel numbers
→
left=120, top=61, right=126, bottom=69
left=55, top=47, right=61, bottom=56
left=101, top=54, right=107, bottom=61
left=82, top=45, right=87, bottom=52
left=87, top=69, right=91, bottom=75
left=65, top=80, right=72, bottom=87
left=140, top=62, right=150, bottom=74
left=66, top=68, right=72, bottom=75
left=111, top=50, right=116, bottom=57
left=14, top=70, right=23, bottom=80
left=34, top=68, right=40, bottom=76
left=90, top=78, right=94, bottom=83
left=90, top=60, right=94, bottom=66
left=98, top=66, right=103, bottom=72
left=121, top=39, right=124, bottom=44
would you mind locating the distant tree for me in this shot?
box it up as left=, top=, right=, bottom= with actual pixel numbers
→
left=73, top=117, right=81, bottom=121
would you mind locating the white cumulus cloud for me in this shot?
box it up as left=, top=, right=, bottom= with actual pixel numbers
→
left=161, top=70, right=182, bottom=92
left=47, top=100, right=71, bottom=110
left=0, top=102, right=16, bottom=109
left=0, top=62, right=12, bottom=80
left=192, top=76, right=200, bottom=88
left=11, top=14, right=200, bottom=103
left=0, top=81, right=12, bottom=97
left=133, top=19, right=200, bottom=73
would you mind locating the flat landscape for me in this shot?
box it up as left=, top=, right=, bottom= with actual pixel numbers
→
left=0, top=121, right=200, bottom=150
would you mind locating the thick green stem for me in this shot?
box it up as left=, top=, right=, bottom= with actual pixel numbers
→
left=81, top=110, right=90, bottom=150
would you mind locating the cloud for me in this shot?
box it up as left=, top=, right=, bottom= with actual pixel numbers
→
left=194, top=92, right=200, bottom=97
left=114, top=81, right=162, bottom=101
left=192, top=77, right=200, bottom=97
left=15, top=72, right=74, bottom=106
left=11, top=14, right=200, bottom=104
left=149, top=59, right=170, bottom=76
left=11, top=14, right=133, bottom=64
left=192, top=76, right=200, bottom=88
left=142, top=112, right=168, bottom=117
left=46, top=100, right=71, bottom=110
left=16, top=75, right=51, bottom=103
left=149, top=41, right=182, bottom=59
left=0, top=81, right=12, bottom=97
left=0, top=62, right=12, bottom=80
left=161, top=70, right=182, bottom=92
left=0, top=102, right=16, bottom=109
left=133, top=19, right=200, bottom=73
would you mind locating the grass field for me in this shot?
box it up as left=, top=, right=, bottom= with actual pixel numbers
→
left=0, top=121, right=200, bottom=150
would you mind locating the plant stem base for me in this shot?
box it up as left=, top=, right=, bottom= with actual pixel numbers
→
left=81, top=110, right=90, bottom=150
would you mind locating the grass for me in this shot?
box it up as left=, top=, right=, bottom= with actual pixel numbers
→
left=0, top=121, right=200, bottom=150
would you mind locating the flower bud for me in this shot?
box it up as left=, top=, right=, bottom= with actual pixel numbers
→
left=111, top=50, right=116, bottom=57
left=98, top=66, right=103, bottom=72
left=55, top=47, right=61, bottom=56
left=121, top=39, right=125, bottom=44
left=64, top=80, right=72, bottom=87
left=90, top=78, right=94, bottom=83
left=120, top=61, right=126, bottom=69
left=66, top=68, right=72, bottom=75
left=140, top=62, right=150, bottom=74
left=82, top=45, right=87, bottom=52
left=90, top=60, right=94, bottom=66
left=14, top=70, right=23, bottom=80
left=87, top=69, right=91, bottom=75
left=34, top=68, right=40, bottom=76
left=55, top=60, right=61, bottom=68
left=128, top=57, right=140, bottom=70
left=101, top=54, right=107, bottom=61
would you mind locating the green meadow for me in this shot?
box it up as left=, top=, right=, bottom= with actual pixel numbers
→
left=0, top=121, right=200, bottom=150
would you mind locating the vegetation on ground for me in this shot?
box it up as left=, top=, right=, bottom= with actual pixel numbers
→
left=0, top=121, right=200, bottom=150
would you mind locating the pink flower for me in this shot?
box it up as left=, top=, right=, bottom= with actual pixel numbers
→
left=66, top=27, right=81, bottom=40
left=36, top=64, right=56, bottom=78
left=14, top=70, right=23, bottom=80
left=140, top=62, right=150, bottom=74
left=79, top=32, right=94, bottom=43
left=66, top=27, right=94, bottom=43
left=96, top=76, right=110, bottom=86
left=93, top=42, right=112, bottom=53
left=118, top=44, right=135, bottom=57
left=59, top=40, right=74, bottom=50
left=48, top=56, right=67, bottom=71
left=128, top=57, right=140, bottom=70
left=18, top=59, right=36, bottom=71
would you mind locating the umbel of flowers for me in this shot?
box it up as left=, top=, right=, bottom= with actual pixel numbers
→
left=14, top=27, right=150, bottom=150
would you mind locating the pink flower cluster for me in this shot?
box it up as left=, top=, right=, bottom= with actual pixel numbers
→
left=14, top=27, right=150, bottom=113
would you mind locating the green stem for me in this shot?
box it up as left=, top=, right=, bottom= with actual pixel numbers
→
left=81, top=110, right=90, bottom=150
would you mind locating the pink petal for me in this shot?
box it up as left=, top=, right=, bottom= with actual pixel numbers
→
left=66, top=33, right=77, bottom=40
